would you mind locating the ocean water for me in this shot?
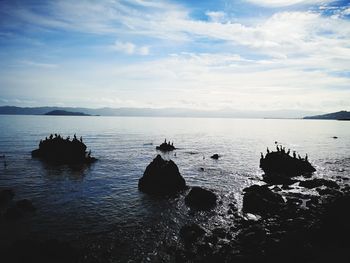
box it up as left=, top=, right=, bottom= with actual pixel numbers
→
left=0, top=115, right=350, bottom=261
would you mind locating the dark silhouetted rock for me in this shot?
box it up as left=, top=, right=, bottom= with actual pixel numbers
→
left=4, top=239, right=80, bottom=263
left=0, top=188, right=15, bottom=204
left=138, top=155, right=186, bottom=195
left=156, top=141, right=176, bottom=152
left=321, top=195, right=350, bottom=246
left=242, top=185, right=284, bottom=216
left=180, top=223, right=205, bottom=245
left=210, top=154, right=220, bottom=159
left=16, top=199, right=36, bottom=212
left=299, top=178, right=339, bottom=189
left=260, top=149, right=316, bottom=185
left=32, top=134, right=97, bottom=164
left=185, top=186, right=217, bottom=210
left=4, top=206, right=23, bottom=220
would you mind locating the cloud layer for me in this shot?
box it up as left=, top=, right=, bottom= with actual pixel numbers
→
left=0, top=0, right=349, bottom=112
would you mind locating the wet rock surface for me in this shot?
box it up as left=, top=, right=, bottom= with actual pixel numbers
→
left=185, top=187, right=217, bottom=210
left=138, top=155, right=186, bottom=195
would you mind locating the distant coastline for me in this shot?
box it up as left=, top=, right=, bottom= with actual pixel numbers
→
left=0, top=105, right=327, bottom=119
left=304, top=111, right=350, bottom=120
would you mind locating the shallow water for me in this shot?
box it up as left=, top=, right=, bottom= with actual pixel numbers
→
left=0, top=115, right=349, bottom=261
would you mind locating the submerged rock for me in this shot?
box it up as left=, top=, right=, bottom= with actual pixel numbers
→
left=32, top=134, right=97, bottom=164
left=185, top=187, right=217, bottom=210
left=138, top=155, right=186, bottom=195
left=242, top=185, right=284, bottom=216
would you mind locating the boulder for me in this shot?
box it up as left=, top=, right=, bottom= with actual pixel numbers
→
left=185, top=187, right=217, bottom=210
left=138, top=155, right=186, bottom=195
left=260, top=151, right=315, bottom=178
left=242, top=185, right=285, bottom=216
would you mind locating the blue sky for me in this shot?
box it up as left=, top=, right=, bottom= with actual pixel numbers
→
left=0, top=0, right=349, bottom=111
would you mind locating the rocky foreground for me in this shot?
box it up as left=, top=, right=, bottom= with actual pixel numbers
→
left=1, top=146, right=349, bottom=262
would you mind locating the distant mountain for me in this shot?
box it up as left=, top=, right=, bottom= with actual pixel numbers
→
left=304, top=111, right=350, bottom=120
left=45, top=110, right=91, bottom=116
left=0, top=105, right=323, bottom=119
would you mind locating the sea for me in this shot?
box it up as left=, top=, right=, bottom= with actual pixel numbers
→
left=0, top=115, right=349, bottom=262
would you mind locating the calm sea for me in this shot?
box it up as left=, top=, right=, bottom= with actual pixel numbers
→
left=0, top=115, right=349, bottom=261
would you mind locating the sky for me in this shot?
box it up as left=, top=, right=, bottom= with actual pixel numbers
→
left=0, top=0, right=349, bottom=112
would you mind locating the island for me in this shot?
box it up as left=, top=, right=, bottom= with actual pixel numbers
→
left=304, top=110, right=350, bottom=120
left=44, top=110, right=91, bottom=116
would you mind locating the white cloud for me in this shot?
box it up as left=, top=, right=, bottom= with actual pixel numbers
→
left=206, top=11, right=226, bottom=23
left=112, top=41, right=149, bottom=55
left=244, top=0, right=335, bottom=7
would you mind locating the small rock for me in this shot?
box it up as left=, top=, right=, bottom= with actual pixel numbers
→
left=210, top=154, right=219, bottom=160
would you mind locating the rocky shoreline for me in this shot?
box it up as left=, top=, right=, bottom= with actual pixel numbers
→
left=1, top=141, right=349, bottom=262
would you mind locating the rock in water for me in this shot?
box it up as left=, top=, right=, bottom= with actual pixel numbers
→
left=31, top=134, right=97, bottom=164
left=210, top=154, right=219, bottom=159
left=156, top=142, right=176, bottom=152
left=185, top=187, right=217, bottom=210
left=138, top=155, right=186, bottom=195
left=260, top=149, right=316, bottom=185
left=242, top=185, right=285, bottom=216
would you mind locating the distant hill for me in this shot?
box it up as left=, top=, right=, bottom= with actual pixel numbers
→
left=45, top=110, right=91, bottom=116
left=304, top=111, right=350, bottom=120
left=0, top=105, right=323, bottom=119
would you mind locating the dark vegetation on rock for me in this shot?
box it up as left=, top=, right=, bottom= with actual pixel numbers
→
left=138, top=155, right=186, bottom=195
left=31, top=134, right=97, bottom=164
left=185, top=187, right=217, bottom=210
